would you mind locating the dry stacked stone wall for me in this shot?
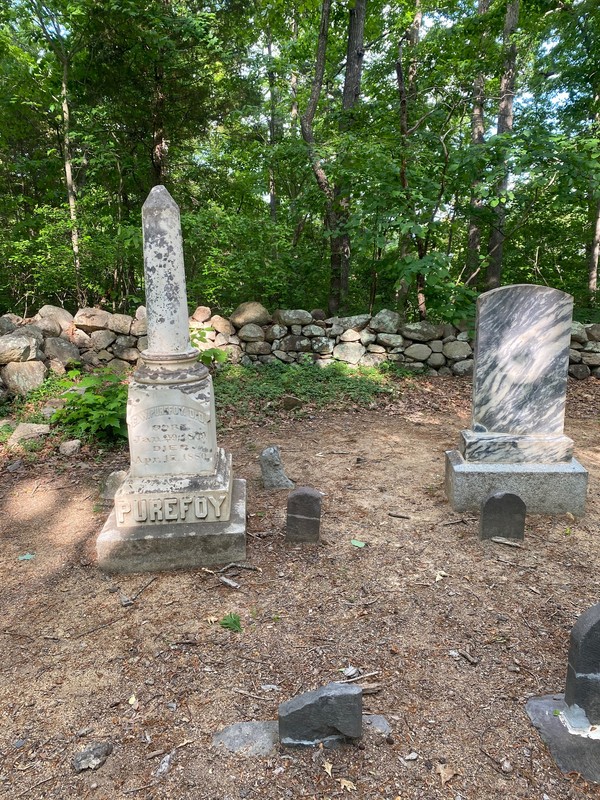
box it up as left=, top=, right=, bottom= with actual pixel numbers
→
left=0, top=300, right=597, bottom=399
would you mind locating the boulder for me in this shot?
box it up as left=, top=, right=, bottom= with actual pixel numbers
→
left=280, top=335, right=312, bottom=353
left=66, top=328, right=92, bottom=350
left=587, top=323, right=600, bottom=342
left=90, top=329, right=117, bottom=351
left=12, top=324, right=44, bottom=344
left=224, top=344, right=243, bottom=364
left=237, top=323, right=265, bottom=342
left=0, top=316, right=16, bottom=335
left=135, top=305, right=147, bottom=320
left=37, top=305, right=74, bottom=331
left=339, top=329, right=361, bottom=342
left=73, top=307, right=111, bottom=332
left=400, top=321, right=445, bottom=342
left=108, top=313, right=133, bottom=335
left=452, top=359, right=474, bottom=377
left=569, top=364, right=591, bottom=380
left=33, top=316, right=62, bottom=337
left=571, top=321, right=588, bottom=344
left=376, top=333, right=404, bottom=348
left=210, top=315, right=235, bottom=336
left=311, top=308, right=327, bottom=321
left=328, top=314, right=371, bottom=331
left=332, top=342, right=365, bottom=365
left=369, top=309, right=400, bottom=333
left=245, top=341, right=272, bottom=355
left=43, top=337, right=81, bottom=367
left=443, top=340, right=473, bottom=360
left=8, top=422, right=50, bottom=447
left=265, top=324, right=288, bottom=342
left=312, top=337, right=334, bottom=355
left=405, top=343, right=432, bottom=361
left=81, top=350, right=101, bottom=367
left=360, top=330, right=377, bottom=346
left=2, top=361, right=48, bottom=395
left=230, top=301, right=271, bottom=327
left=427, top=352, right=446, bottom=368
left=112, top=346, right=139, bottom=362
left=191, top=305, right=211, bottom=323
left=359, top=353, right=387, bottom=368
left=273, top=309, right=313, bottom=326
left=302, top=324, right=325, bottom=337
left=131, top=318, right=148, bottom=336
left=59, top=439, right=82, bottom=456
left=0, top=334, right=39, bottom=364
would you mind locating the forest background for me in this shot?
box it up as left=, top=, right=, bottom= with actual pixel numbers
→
left=0, top=0, right=598, bottom=325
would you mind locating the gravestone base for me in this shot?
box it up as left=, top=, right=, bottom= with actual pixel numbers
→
left=445, top=450, right=588, bottom=515
left=526, top=695, right=600, bottom=784
left=97, top=478, right=246, bottom=573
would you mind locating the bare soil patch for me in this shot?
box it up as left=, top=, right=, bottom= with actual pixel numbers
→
left=0, top=377, right=599, bottom=799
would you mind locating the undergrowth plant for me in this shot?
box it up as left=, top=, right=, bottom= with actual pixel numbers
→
left=51, top=369, right=129, bottom=442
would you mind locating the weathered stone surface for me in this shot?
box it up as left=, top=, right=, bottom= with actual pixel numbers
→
left=265, top=324, right=287, bottom=342
left=452, top=359, right=474, bottom=377
left=312, top=337, right=334, bottom=355
left=404, top=343, right=432, bottom=361
left=569, top=349, right=582, bottom=364
left=237, top=323, right=265, bottom=342
left=91, top=329, right=117, bottom=351
left=280, top=335, right=312, bottom=353
left=302, top=324, right=325, bottom=337
left=587, top=323, right=600, bottom=342
left=81, top=350, right=101, bottom=367
left=13, top=325, right=44, bottom=344
left=112, top=346, right=139, bottom=362
left=191, top=305, right=211, bottom=323
left=59, top=439, right=82, bottom=456
left=369, top=309, right=400, bottom=333
left=274, top=309, right=313, bottom=326
left=97, top=350, right=113, bottom=362
left=38, top=304, right=74, bottom=331
left=479, top=491, right=526, bottom=540
left=400, top=321, right=445, bottom=342
left=273, top=349, right=295, bottom=363
left=100, top=470, right=128, bottom=500
left=581, top=351, right=600, bottom=367
left=0, top=334, right=38, bottom=364
left=66, top=328, right=92, bottom=350
left=360, top=330, right=377, bottom=346
left=339, top=329, right=361, bottom=342
left=328, top=314, right=371, bottom=331
left=311, top=308, right=327, bottom=320
left=0, top=317, right=16, bottom=335
left=427, top=352, right=446, bottom=368
left=2, top=361, right=48, bottom=395
left=569, top=364, right=591, bottom=380
left=130, top=317, right=148, bottom=336
left=376, top=333, right=404, bottom=348
left=231, top=301, right=271, bottom=327
left=8, top=422, right=50, bottom=446
left=72, top=742, right=113, bottom=773
left=43, top=337, right=81, bottom=366
left=245, top=341, right=272, bottom=355
left=286, top=487, right=322, bottom=543
left=443, top=340, right=473, bottom=360
left=565, top=603, right=600, bottom=725
left=260, top=445, right=294, bottom=489
left=33, top=316, right=62, bottom=337
left=108, top=313, right=133, bottom=334
left=332, top=342, right=365, bottom=365
left=225, top=344, right=243, bottom=363
left=360, top=353, right=387, bottom=368
left=279, top=683, right=362, bottom=747
left=209, top=314, right=234, bottom=336
left=74, top=307, right=111, bottom=332
left=571, top=321, right=588, bottom=344
left=430, top=340, right=444, bottom=353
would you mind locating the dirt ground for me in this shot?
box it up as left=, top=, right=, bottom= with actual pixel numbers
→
left=0, top=376, right=599, bottom=800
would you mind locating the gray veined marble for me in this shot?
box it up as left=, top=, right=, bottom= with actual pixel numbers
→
left=471, top=285, right=572, bottom=437
left=445, top=284, right=588, bottom=516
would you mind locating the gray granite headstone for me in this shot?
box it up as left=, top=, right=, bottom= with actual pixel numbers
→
left=526, top=604, right=600, bottom=783
left=445, top=285, right=588, bottom=514
left=260, top=445, right=294, bottom=489
left=278, top=682, right=362, bottom=747
left=479, top=491, right=525, bottom=541
left=286, top=487, right=321, bottom=543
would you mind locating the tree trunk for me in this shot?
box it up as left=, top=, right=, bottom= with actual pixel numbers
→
left=486, top=0, right=519, bottom=290
left=587, top=194, right=600, bottom=296
left=151, top=60, right=167, bottom=186
left=60, top=60, right=85, bottom=307
left=465, top=0, right=490, bottom=285
left=267, top=32, right=282, bottom=222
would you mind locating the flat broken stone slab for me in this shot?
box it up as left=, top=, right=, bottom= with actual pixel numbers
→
left=8, top=422, right=50, bottom=447
left=526, top=695, right=600, bottom=784
left=279, top=682, right=362, bottom=747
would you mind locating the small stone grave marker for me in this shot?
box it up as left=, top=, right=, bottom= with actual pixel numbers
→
left=278, top=682, right=362, bottom=747
left=260, top=445, right=294, bottom=489
left=479, top=491, right=525, bottom=541
left=286, top=487, right=321, bottom=543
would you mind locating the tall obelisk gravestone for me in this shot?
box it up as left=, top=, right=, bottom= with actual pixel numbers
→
left=97, top=186, right=246, bottom=572
left=445, top=284, right=588, bottom=515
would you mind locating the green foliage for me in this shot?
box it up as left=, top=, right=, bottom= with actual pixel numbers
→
left=189, top=326, right=228, bottom=367
left=51, top=369, right=128, bottom=442
left=219, top=612, right=242, bottom=633
left=0, top=423, right=13, bottom=443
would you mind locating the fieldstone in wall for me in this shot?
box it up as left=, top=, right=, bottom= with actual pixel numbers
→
left=213, top=333, right=230, bottom=347
left=2, top=361, right=48, bottom=395
left=280, top=335, right=312, bottom=353
left=191, top=305, right=211, bottom=323
left=225, top=344, right=243, bottom=364
left=106, top=359, right=131, bottom=375
left=302, top=324, right=325, bottom=337
left=360, top=352, right=386, bottom=368
left=273, top=349, right=294, bottom=363
left=109, top=313, right=133, bottom=335
left=81, top=350, right=100, bottom=366
left=91, top=330, right=117, bottom=351
left=74, top=307, right=111, bottom=332
left=427, top=352, right=446, bottom=368
left=34, top=316, right=62, bottom=337
left=404, top=343, right=432, bottom=361
left=13, top=325, right=44, bottom=344
left=37, top=305, right=74, bottom=331
left=138, top=336, right=148, bottom=351
left=113, top=346, right=139, bottom=362
left=443, top=340, right=472, bottom=360
left=274, top=309, right=313, bottom=326
left=97, top=350, right=113, bottom=362
left=0, top=317, right=16, bottom=335
left=430, top=340, right=444, bottom=353
left=231, top=301, right=271, bottom=327
left=330, top=314, right=371, bottom=331
left=312, top=337, right=334, bottom=355
left=237, top=323, right=265, bottom=342
left=569, top=364, right=591, bottom=380
left=333, top=342, right=365, bottom=364
left=367, top=344, right=386, bottom=354
left=452, top=359, right=474, bottom=377
left=587, top=323, right=600, bottom=342
left=581, top=351, right=600, bottom=367
left=360, top=330, right=377, bottom=346
left=571, top=321, right=587, bottom=344
left=43, top=337, right=81, bottom=367
left=245, top=341, right=272, bottom=356
left=211, top=315, right=235, bottom=336
left=569, top=348, right=582, bottom=364
left=66, top=328, right=92, bottom=349
left=377, top=333, right=404, bottom=348
left=400, top=321, right=445, bottom=342
left=130, top=317, right=147, bottom=336
left=370, top=309, right=400, bottom=333
left=340, top=329, right=361, bottom=342
left=0, top=334, right=39, bottom=364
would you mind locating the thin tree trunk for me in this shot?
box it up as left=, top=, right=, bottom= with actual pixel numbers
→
left=152, top=60, right=167, bottom=185
left=267, top=33, right=281, bottom=222
left=465, top=0, right=490, bottom=285
left=60, top=60, right=85, bottom=307
left=587, top=195, right=600, bottom=296
left=486, top=0, right=519, bottom=290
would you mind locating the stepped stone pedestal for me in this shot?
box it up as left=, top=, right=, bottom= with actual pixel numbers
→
left=445, top=285, right=588, bottom=515
left=97, top=187, right=246, bottom=572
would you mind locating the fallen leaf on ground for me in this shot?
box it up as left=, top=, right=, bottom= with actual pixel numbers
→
left=323, top=760, right=333, bottom=777
left=435, top=762, right=460, bottom=787
left=435, top=570, right=449, bottom=582
left=351, top=539, right=366, bottom=548
left=338, top=778, right=356, bottom=791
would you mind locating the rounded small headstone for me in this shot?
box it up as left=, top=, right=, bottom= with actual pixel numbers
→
left=479, top=491, right=526, bottom=541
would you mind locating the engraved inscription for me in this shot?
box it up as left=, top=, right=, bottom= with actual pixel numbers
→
left=129, top=404, right=208, bottom=428
left=116, top=493, right=227, bottom=525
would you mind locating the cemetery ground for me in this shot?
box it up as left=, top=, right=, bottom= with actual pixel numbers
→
left=0, top=375, right=599, bottom=800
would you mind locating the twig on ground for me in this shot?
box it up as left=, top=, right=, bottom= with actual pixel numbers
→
left=442, top=518, right=476, bottom=526
left=13, top=776, right=53, bottom=798
left=123, top=784, right=156, bottom=795
left=388, top=512, right=410, bottom=519
left=490, top=537, right=523, bottom=548
left=457, top=649, right=479, bottom=666
left=73, top=616, right=123, bottom=639
left=338, top=671, right=380, bottom=684
left=218, top=563, right=261, bottom=573
left=131, top=576, right=157, bottom=601
left=233, top=688, right=272, bottom=702
left=2, top=630, right=34, bottom=641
